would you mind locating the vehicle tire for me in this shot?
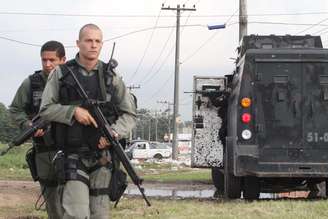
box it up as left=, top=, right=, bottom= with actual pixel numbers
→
left=211, top=167, right=224, bottom=194
left=224, top=146, right=241, bottom=199
left=154, top=154, right=163, bottom=159
left=325, top=179, right=328, bottom=198
left=243, top=176, right=260, bottom=200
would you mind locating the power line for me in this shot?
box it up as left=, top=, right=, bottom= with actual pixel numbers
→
left=0, top=35, right=42, bottom=47
left=0, top=24, right=204, bottom=48
left=129, top=6, right=164, bottom=83
left=295, top=17, right=328, bottom=35
left=145, top=72, right=174, bottom=105
left=138, top=26, right=175, bottom=85
left=180, top=9, right=238, bottom=64
left=1, top=11, right=328, bottom=17
left=2, top=21, right=328, bottom=48
left=229, top=21, right=328, bottom=27
left=141, top=8, right=195, bottom=85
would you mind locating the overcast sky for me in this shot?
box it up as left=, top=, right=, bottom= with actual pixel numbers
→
left=1, top=0, right=328, bottom=120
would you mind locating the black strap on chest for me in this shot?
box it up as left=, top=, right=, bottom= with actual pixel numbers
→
left=28, top=70, right=46, bottom=115
left=60, top=60, right=115, bottom=99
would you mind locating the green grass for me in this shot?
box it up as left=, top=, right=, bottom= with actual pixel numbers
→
left=112, top=198, right=328, bottom=219
left=0, top=143, right=32, bottom=180
left=142, top=169, right=211, bottom=182
left=2, top=197, right=327, bottom=219
left=135, top=161, right=211, bottom=182
left=0, top=144, right=211, bottom=182
left=0, top=205, right=47, bottom=219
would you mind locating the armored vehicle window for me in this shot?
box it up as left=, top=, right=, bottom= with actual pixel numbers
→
left=262, top=44, right=272, bottom=49
left=292, top=44, right=304, bottom=48
left=319, top=75, right=328, bottom=85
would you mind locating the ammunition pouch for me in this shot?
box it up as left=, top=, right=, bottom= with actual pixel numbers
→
left=39, top=179, right=58, bottom=187
left=52, top=151, right=66, bottom=185
left=89, top=166, right=127, bottom=202
left=52, top=151, right=90, bottom=186
left=33, top=144, right=56, bottom=153
left=108, top=168, right=128, bottom=201
left=25, top=147, right=39, bottom=181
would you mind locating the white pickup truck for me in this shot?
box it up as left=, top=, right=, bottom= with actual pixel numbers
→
left=125, top=141, right=172, bottom=160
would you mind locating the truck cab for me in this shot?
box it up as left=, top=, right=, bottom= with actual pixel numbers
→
left=125, top=141, right=172, bottom=160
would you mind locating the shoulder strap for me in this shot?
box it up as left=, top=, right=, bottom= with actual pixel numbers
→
left=29, top=70, right=45, bottom=89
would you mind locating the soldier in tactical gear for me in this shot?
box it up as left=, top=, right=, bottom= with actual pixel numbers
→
left=40, top=24, right=137, bottom=219
left=9, top=40, right=66, bottom=219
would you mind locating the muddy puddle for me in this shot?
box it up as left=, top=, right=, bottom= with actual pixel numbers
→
left=125, top=184, right=276, bottom=199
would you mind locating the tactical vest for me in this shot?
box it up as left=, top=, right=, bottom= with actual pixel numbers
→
left=53, top=60, right=119, bottom=153
left=28, top=71, right=48, bottom=146
left=27, top=71, right=45, bottom=117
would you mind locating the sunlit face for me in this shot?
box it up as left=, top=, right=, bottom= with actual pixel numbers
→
left=41, top=51, right=65, bottom=75
left=77, top=27, right=103, bottom=61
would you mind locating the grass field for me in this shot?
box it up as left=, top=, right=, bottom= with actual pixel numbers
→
left=0, top=143, right=211, bottom=182
left=0, top=143, right=31, bottom=180
left=1, top=144, right=328, bottom=219
left=2, top=197, right=328, bottom=219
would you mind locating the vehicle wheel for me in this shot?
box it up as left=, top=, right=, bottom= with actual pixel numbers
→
left=243, top=176, right=260, bottom=200
left=211, top=167, right=224, bottom=194
left=154, top=154, right=163, bottom=159
left=224, top=146, right=241, bottom=199
left=325, top=179, right=328, bottom=197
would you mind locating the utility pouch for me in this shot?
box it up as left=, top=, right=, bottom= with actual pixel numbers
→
left=108, top=168, right=128, bottom=202
left=25, top=147, right=39, bottom=181
left=52, top=150, right=66, bottom=185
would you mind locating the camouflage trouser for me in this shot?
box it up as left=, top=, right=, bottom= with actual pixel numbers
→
left=35, top=151, right=63, bottom=219
left=61, top=154, right=112, bottom=219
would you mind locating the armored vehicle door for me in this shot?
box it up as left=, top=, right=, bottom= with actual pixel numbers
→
left=303, top=62, right=328, bottom=151
left=255, top=61, right=303, bottom=162
left=191, top=76, right=226, bottom=168
left=255, top=57, right=328, bottom=163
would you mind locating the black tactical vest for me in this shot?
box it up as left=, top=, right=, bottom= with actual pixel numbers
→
left=27, top=71, right=46, bottom=117
left=28, top=71, right=48, bottom=146
left=54, top=60, right=119, bottom=153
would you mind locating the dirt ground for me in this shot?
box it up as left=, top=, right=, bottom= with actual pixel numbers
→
left=0, top=180, right=213, bottom=209
left=0, top=180, right=40, bottom=208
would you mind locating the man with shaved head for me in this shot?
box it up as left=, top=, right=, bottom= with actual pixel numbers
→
left=40, top=24, right=136, bottom=218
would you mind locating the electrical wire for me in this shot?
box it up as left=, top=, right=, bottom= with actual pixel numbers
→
left=0, top=35, right=42, bottom=47
left=145, top=72, right=175, bottom=104
left=2, top=21, right=328, bottom=48
left=295, top=17, right=328, bottom=35
left=180, top=8, right=238, bottom=64
left=128, top=5, right=164, bottom=83
left=139, top=26, right=175, bottom=85
left=140, top=10, right=194, bottom=85
left=142, top=7, right=195, bottom=100
left=1, top=11, right=328, bottom=18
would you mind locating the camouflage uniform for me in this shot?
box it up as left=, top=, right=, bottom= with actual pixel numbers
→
left=9, top=70, right=63, bottom=219
left=40, top=55, right=136, bottom=219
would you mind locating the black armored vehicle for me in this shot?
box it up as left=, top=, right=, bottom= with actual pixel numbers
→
left=191, top=35, right=328, bottom=199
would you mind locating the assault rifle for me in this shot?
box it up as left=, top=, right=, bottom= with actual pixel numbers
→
left=62, top=65, right=151, bottom=207
left=0, top=116, right=48, bottom=156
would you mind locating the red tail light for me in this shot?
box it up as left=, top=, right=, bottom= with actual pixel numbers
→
left=241, top=113, right=251, bottom=123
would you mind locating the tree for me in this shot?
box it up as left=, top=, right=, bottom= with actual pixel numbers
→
left=0, top=103, right=19, bottom=143
left=133, top=108, right=192, bottom=142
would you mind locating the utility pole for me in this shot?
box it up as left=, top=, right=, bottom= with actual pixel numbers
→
left=157, top=100, right=173, bottom=142
left=161, top=3, right=196, bottom=160
left=239, top=0, right=247, bottom=42
left=154, top=110, right=158, bottom=142
left=127, top=84, right=140, bottom=140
